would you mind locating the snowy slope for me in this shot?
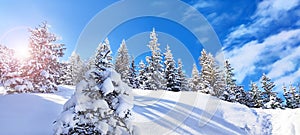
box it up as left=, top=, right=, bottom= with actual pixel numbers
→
left=132, top=89, right=271, bottom=135
left=255, top=108, right=300, bottom=135
left=0, top=87, right=299, bottom=135
left=0, top=86, right=74, bottom=135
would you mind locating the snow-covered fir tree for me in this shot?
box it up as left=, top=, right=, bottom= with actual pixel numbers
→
left=0, top=45, right=17, bottom=82
left=95, top=38, right=113, bottom=69
left=58, top=52, right=84, bottom=85
left=114, top=39, right=130, bottom=84
left=69, top=52, right=85, bottom=84
left=221, top=60, right=237, bottom=101
left=296, top=86, right=300, bottom=108
left=84, top=56, right=97, bottom=73
left=199, top=49, right=211, bottom=92
left=260, top=74, right=282, bottom=109
left=177, top=59, right=189, bottom=91
left=199, top=49, right=225, bottom=95
left=163, top=45, right=180, bottom=91
left=54, top=54, right=135, bottom=135
left=137, top=60, right=149, bottom=90
left=189, top=64, right=200, bottom=91
left=57, top=62, right=73, bottom=85
left=0, top=46, right=33, bottom=93
left=284, top=84, right=299, bottom=109
left=128, top=58, right=139, bottom=89
left=234, top=86, right=247, bottom=105
left=211, top=60, right=226, bottom=97
left=145, top=28, right=165, bottom=90
left=247, top=82, right=263, bottom=108
left=26, top=22, right=65, bottom=93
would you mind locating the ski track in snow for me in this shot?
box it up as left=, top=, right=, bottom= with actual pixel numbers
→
left=0, top=86, right=299, bottom=135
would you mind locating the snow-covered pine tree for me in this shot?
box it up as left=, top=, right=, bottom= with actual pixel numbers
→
left=57, top=62, right=73, bottom=85
left=211, top=58, right=226, bottom=97
left=297, top=85, right=300, bottom=108
left=145, top=28, right=164, bottom=90
left=189, top=63, right=200, bottom=91
left=0, top=45, right=17, bottom=82
left=3, top=71, right=34, bottom=94
left=235, top=86, right=247, bottom=105
left=115, top=39, right=130, bottom=84
left=199, top=49, right=225, bottom=95
left=26, top=22, right=65, bottom=93
left=0, top=45, right=33, bottom=93
left=221, top=60, right=237, bottom=101
left=260, top=73, right=282, bottom=109
left=163, top=45, right=180, bottom=91
left=199, top=49, right=211, bottom=92
left=95, top=38, right=113, bottom=69
left=247, top=82, right=263, bottom=108
left=69, top=51, right=85, bottom=85
left=224, top=60, right=236, bottom=88
left=284, top=84, right=298, bottom=109
left=137, top=60, right=149, bottom=90
left=128, top=58, right=139, bottom=89
left=177, top=59, right=189, bottom=91
left=54, top=52, right=135, bottom=135
left=83, top=56, right=97, bottom=73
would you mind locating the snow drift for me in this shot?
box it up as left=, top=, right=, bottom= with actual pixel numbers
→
left=0, top=86, right=299, bottom=135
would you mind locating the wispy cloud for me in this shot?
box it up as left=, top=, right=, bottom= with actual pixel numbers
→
left=224, top=0, right=300, bottom=47
left=222, top=0, right=300, bottom=87
left=267, top=44, right=300, bottom=90
left=224, top=29, right=300, bottom=84
left=193, top=1, right=213, bottom=9
left=181, top=1, right=213, bottom=22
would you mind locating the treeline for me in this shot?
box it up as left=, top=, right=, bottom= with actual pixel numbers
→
left=61, top=28, right=299, bottom=109
left=0, top=23, right=299, bottom=109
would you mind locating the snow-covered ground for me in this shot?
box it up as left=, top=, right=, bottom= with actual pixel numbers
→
left=0, top=86, right=299, bottom=135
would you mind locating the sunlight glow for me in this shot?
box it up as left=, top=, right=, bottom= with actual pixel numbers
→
left=14, top=46, right=30, bottom=60
left=0, top=26, right=31, bottom=60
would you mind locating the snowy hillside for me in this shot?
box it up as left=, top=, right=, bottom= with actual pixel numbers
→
left=0, top=86, right=299, bottom=135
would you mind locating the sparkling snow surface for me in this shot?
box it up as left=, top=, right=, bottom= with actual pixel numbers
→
left=0, top=86, right=299, bottom=135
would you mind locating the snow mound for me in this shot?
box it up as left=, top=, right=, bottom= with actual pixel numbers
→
left=0, top=86, right=299, bottom=135
left=132, top=89, right=287, bottom=135
left=0, top=85, right=74, bottom=135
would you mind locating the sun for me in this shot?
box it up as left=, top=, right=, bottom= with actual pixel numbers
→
left=14, top=46, right=30, bottom=60
left=0, top=26, right=31, bottom=61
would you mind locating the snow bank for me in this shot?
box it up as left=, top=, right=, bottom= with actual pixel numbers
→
left=256, top=108, right=300, bottom=135
left=0, top=86, right=299, bottom=135
left=132, top=89, right=272, bottom=135
left=0, top=86, right=74, bottom=135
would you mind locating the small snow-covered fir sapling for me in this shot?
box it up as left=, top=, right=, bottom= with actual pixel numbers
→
left=137, top=60, right=149, bottom=90
left=189, top=63, right=200, bottom=91
left=54, top=56, right=136, bottom=134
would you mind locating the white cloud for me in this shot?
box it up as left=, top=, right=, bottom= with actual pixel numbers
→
left=273, top=68, right=300, bottom=92
left=225, top=41, right=261, bottom=83
left=224, top=0, right=300, bottom=47
left=193, top=1, right=212, bottom=9
left=268, top=45, right=300, bottom=91
left=254, top=0, right=299, bottom=18
left=181, top=1, right=213, bottom=22
left=224, top=29, right=300, bottom=84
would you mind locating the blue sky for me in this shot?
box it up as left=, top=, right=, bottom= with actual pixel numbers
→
left=0, top=0, right=300, bottom=92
